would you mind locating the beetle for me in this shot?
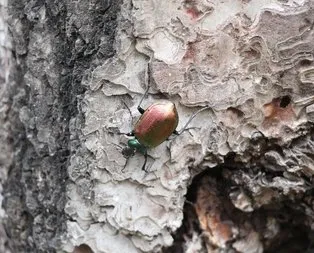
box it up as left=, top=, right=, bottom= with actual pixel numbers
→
left=121, top=64, right=208, bottom=171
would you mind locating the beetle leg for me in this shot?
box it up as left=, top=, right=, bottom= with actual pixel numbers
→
left=137, top=106, right=145, bottom=114
left=141, top=151, right=148, bottom=172
left=166, top=130, right=179, bottom=140
left=125, top=131, right=135, bottom=137
left=177, top=106, right=209, bottom=135
left=122, top=159, right=128, bottom=172
left=137, top=63, right=152, bottom=114
left=168, top=127, right=199, bottom=140
left=137, top=85, right=150, bottom=114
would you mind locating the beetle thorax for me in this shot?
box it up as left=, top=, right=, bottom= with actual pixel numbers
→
left=127, top=138, right=147, bottom=155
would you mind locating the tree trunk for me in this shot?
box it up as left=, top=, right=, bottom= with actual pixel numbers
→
left=1, top=0, right=314, bottom=253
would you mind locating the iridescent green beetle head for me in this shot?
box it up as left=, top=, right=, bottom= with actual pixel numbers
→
left=122, top=138, right=147, bottom=158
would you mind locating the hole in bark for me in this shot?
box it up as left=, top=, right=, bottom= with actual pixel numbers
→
left=226, top=107, right=245, bottom=118
left=264, top=224, right=311, bottom=253
left=279, top=96, right=291, bottom=108
left=224, top=152, right=236, bottom=163
left=162, top=163, right=313, bottom=253
left=260, top=76, right=268, bottom=86
left=73, top=244, right=94, bottom=253
left=299, top=59, right=312, bottom=66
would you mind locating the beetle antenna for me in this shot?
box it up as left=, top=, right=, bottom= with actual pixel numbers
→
left=177, top=106, right=210, bottom=135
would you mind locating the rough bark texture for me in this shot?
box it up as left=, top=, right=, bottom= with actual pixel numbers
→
left=0, top=1, right=12, bottom=252
left=1, top=0, right=314, bottom=253
left=1, top=0, right=121, bottom=252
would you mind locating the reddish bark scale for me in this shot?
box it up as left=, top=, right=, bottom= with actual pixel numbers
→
left=186, top=7, right=202, bottom=19
left=263, top=97, right=295, bottom=120
left=134, top=101, right=179, bottom=148
left=262, top=97, right=296, bottom=130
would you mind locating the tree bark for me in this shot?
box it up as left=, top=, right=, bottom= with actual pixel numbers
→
left=1, top=0, right=314, bottom=253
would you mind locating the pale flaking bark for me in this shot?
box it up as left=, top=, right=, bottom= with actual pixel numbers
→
left=1, top=0, right=314, bottom=253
